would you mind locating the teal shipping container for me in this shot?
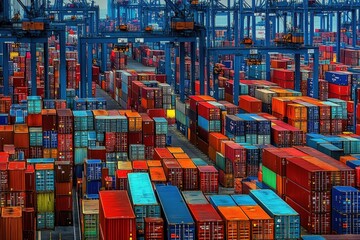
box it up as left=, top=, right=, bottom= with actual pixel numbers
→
left=153, top=117, right=168, bottom=135
left=250, top=189, right=300, bottom=240
left=128, top=173, right=161, bottom=235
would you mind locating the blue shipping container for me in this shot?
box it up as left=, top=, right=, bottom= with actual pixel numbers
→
left=332, top=186, right=360, bottom=214
left=156, top=185, right=195, bottom=240
left=231, top=194, right=258, bottom=206
left=208, top=195, right=237, bottom=207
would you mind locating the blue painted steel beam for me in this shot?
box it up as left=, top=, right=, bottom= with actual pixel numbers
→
left=3, top=43, right=9, bottom=96
left=102, top=43, right=107, bottom=72
left=353, top=10, right=357, bottom=48
left=44, top=42, right=50, bottom=99
left=179, top=42, right=185, bottom=102
left=191, top=42, right=196, bottom=95
left=199, top=29, right=205, bottom=95
left=336, top=12, right=341, bottom=62
left=312, top=49, right=319, bottom=99
left=294, top=54, right=301, bottom=92
left=165, top=43, right=172, bottom=85
left=87, top=44, right=93, bottom=97
left=59, top=30, right=67, bottom=99
left=31, top=43, right=37, bottom=96
left=233, top=55, right=240, bottom=106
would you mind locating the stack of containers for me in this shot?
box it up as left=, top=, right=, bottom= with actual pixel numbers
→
left=42, top=109, right=58, bottom=160
left=198, top=165, right=219, bottom=193
left=184, top=194, right=225, bottom=239
left=81, top=199, right=99, bottom=239
left=175, top=98, right=188, bottom=138
left=73, top=110, right=94, bottom=177
left=250, top=189, right=301, bottom=239
left=177, top=158, right=198, bottom=190
left=57, top=109, right=74, bottom=163
left=27, top=96, right=42, bottom=158
left=271, top=68, right=295, bottom=89
left=155, top=185, right=195, bottom=239
left=332, top=186, right=360, bottom=234
left=99, top=191, right=136, bottom=240
left=325, top=71, right=352, bottom=101
left=93, top=110, right=109, bottom=147
left=208, top=132, right=228, bottom=163
left=7, top=161, right=26, bottom=207
left=284, top=157, right=333, bottom=234
left=125, top=112, right=143, bottom=147
left=224, top=141, right=247, bottom=186
left=55, top=161, right=73, bottom=226
left=84, top=159, right=102, bottom=196
left=286, top=104, right=308, bottom=132
left=116, top=161, right=133, bottom=190
left=225, top=115, right=245, bottom=143
left=0, top=207, right=23, bottom=240
left=28, top=158, right=55, bottom=230
left=153, top=117, right=168, bottom=148
left=141, top=114, right=155, bottom=159
left=127, top=173, right=161, bottom=237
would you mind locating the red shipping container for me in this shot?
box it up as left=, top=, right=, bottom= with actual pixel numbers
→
left=55, top=182, right=72, bottom=196
left=239, top=95, right=262, bottom=113
left=8, top=161, right=25, bottom=191
left=295, top=146, right=355, bottom=186
left=0, top=125, right=14, bottom=145
left=115, top=132, right=128, bottom=153
left=147, top=109, right=166, bottom=118
left=286, top=157, right=332, bottom=191
left=144, top=217, right=164, bottom=240
left=55, top=161, right=72, bottom=183
left=198, top=102, right=221, bottom=120
left=0, top=207, right=23, bottom=240
left=188, top=204, right=225, bottom=240
left=27, top=114, right=42, bottom=127
left=128, top=132, right=142, bottom=145
left=145, top=146, right=154, bottom=160
left=22, top=208, right=35, bottom=231
left=262, top=148, right=293, bottom=176
left=198, top=166, right=219, bottom=193
left=25, top=165, right=35, bottom=191
left=162, top=159, right=183, bottom=190
left=143, top=134, right=155, bottom=147
left=155, top=134, right=166, bottom=148
left=189, top=96, right=206, bottom=112
left=58, top=134, right=73, bottom=152
left=286, top=197, right=331, bottom=234
left=57, top=109, right=74, bottom=134
left=99, top=191, right=136, bottom=240
left=88, top=147, right=106, bottom=162
left=14, top=125, right=29, bottom=148
left=55, top=195, right=73, bottom=211
left=116, top=170, right=131, bottom=190
left=140, top=114, right=155, bottom=135
left=58, top=151, right=73, bottom=163
left=154, top=148, right=173, bottom=160
left=232, top=161, right=246, bottom=178
left=286, top=178, right=331, bottom=213
left=105, top=132, right=116, bottom=152
left=177, top=159, right=199, bottom=190
left=0, top=162, right=8, bottom=191
left=224, top=142, right=246, bottom=163
left=29, top=146, right=43, bottom=158
left=132, top=160, right=148, bottom=172
left=328, top=83, right=350, bottom=95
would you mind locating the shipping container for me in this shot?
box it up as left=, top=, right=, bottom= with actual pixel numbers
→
left=250, top=189, right=300, bottom=239
left=128, top=173, right=161, bottom=235
left=144, top=217, right=164, bottom=240
left=209, top=195, right=237, bottom=207
left=198, top=165, right=219, bottom=193
left=155, top=185, right=195, bottom=240
left=231, top=194, right=258, bottom=206
left=149, top=167, right=167, bottom=184
left=99, top=191, right=136, bottom=240
left=0, top=207, right=23, bottom=240
left=177, top=159, right=198, bottom=190
left=182, top=191, right=209, bottom=205
left=162, top=159, right=183, bottom=189
left=188, top=204, right=225, bottom=240
left=217, top=206, right=250, bottom=240
left=240, top=205, right=274, bottom=239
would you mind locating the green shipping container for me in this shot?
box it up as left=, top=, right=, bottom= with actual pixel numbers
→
left=262, top=166, right=277, bottom=190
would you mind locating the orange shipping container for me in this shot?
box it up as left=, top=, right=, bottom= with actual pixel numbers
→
left=167, top=147, right=184, bottom=154
left=286, top=104, right=307, bottom=120
left=340, top=156, right=358, bottom=164
left=240, top=206, right=274, bottom=240
left=209, top=133, right=229, bottom=152
left=125, top=112, right=142, bottom=132
left=239, top=95, right=262, bottom=113
left=177, top=159, right=198, bottom=190
left=217, top=206, right=250, bottom=240
left=149, top=167, right=167, bottom=183
left=146, top=160, right=162, bottom=167
left=173, top=153, right=189, bottom=159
